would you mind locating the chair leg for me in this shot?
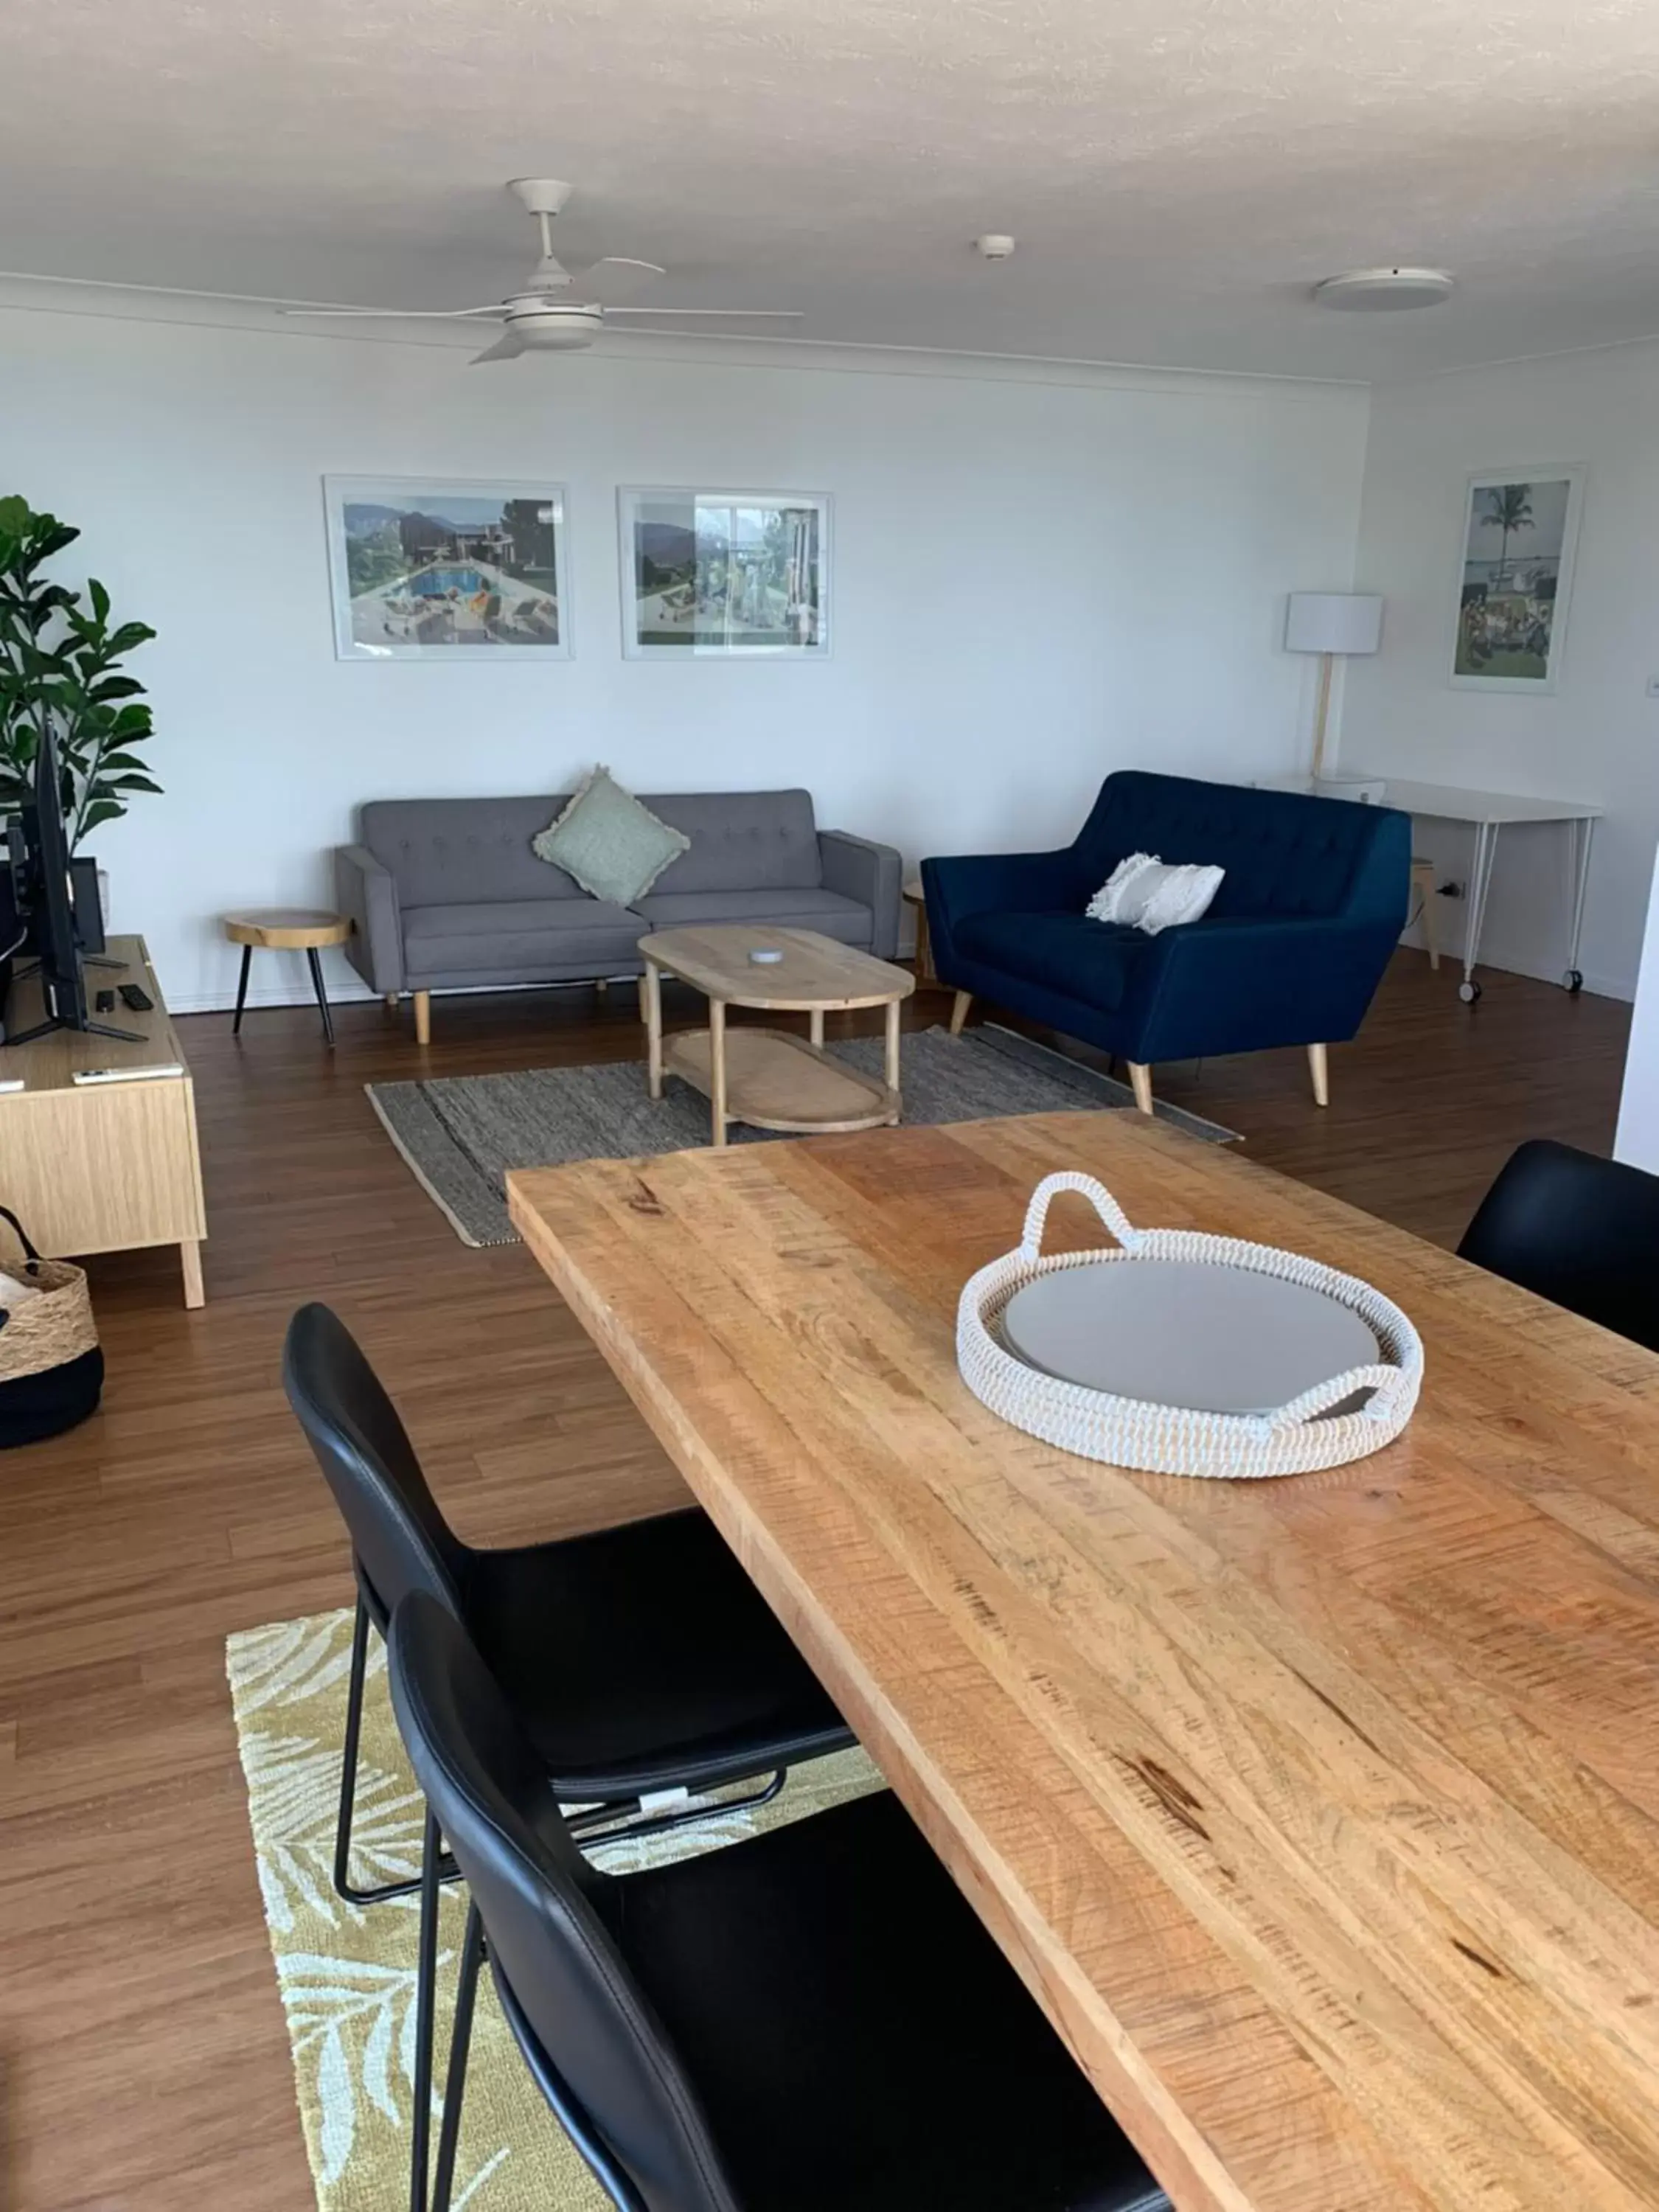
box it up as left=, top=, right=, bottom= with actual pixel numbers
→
left=334, top=1592, right=459, bottom=1908
left=949, top=990, right=973, bottom=1037
left=410, top=1805, right=442, bottom=2212
left=1307, top=1041, right=1329, bottom=1107
left=413, top=990, right=431, bottom=1046
left=567, top=1767, right=787, bottom=1848
left=431, top=1899, right=483, bottom=2212
left=1127, top=1062, right=1153, bottom=1114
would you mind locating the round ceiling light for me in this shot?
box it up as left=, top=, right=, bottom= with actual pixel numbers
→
left=1313, top=267, right=1455, bottom=312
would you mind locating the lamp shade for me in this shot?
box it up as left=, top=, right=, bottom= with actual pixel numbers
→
left=1285, top=592, right=1384, bottom=655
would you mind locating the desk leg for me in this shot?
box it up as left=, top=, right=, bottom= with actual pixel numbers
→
left=180, top=1239, right=204, bottom=1310
left=1565, top=816, right=1596, bottom=992
left=1460, top=821, right=1500, bottom=1004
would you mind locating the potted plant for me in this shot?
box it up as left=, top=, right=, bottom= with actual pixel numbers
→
left=0, top=495, right=161, bottom=851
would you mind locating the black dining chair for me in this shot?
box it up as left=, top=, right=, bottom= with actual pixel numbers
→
left=388, top=1591, right=1172, bottom=2212
left=1457, top=1139, right=1659, bottom=1353
left=282, top=1302, right=853, bottom=2212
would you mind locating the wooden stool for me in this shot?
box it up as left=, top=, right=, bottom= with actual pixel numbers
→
left=1411, top=858, right=1441, bottom=971
left=223, top=909, right=351, bottom=1047
left=902, top=877, right=935, bottom=984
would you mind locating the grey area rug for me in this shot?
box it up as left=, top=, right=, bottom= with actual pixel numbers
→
left=366, top=1022, right=1240, bottom=1248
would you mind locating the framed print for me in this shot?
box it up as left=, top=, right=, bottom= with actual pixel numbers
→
left=1450, top=469, right=1583, bottom=693
left=619, top=488, right=830, bottom=658
left=324, top=477, right=570, bottom=660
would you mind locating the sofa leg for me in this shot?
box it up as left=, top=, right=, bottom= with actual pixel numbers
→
left=596, top=976, right=608, bottom=998
left=384, top=992, right=399, bottom=1010
left=1307, top=1041, right=1329, bottom=1107
left=414, top=990, right=431, bottom=1047
left=949, top=991, right=973, bottom=1037
left=1127, top=1062, right=1154, bottom=1115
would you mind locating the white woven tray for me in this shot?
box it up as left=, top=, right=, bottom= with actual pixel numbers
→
left=957, top=1172, right=1424, bottom=1479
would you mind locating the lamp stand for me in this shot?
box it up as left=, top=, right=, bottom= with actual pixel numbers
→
left=1310, top=650, right=1335, bottom=781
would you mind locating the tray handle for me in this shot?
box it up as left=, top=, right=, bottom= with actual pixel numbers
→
left=1267, top=1363, right=1412, bottom=1430
left=1020, top=1172, right=1144, bottom=1262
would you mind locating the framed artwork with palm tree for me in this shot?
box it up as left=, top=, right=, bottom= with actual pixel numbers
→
left=1451, top=468, right=1584, bottom=692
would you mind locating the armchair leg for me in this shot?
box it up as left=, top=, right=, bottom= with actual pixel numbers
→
left=413, top=990, right=431, bottom=1046
left=1127, top=1062, right=1153, bottom=1115
left=1307, top=1041, right=1329, bottom=1107
left=949, top=991, right=973, bottom=1037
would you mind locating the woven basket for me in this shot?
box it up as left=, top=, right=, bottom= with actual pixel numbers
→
left=957, top=1172, right=1423, bottom=1479
left=0, top=1205, right=102, bottom=1445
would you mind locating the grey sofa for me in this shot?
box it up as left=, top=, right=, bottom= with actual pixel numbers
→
left=335, top=789, right=902, bottom=1037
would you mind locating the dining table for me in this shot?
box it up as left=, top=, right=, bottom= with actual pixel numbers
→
left=507, top=1107, right=1659, bottom=2212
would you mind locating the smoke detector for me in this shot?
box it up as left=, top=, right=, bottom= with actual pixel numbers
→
left=1314, top=267, right=1455, bottom=312
left=975, top=234, right=1017, bottom=261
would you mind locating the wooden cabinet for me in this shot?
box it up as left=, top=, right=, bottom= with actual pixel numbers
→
left=0, top=935, right=206, bottom=1306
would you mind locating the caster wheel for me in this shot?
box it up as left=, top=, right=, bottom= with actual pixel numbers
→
left=1458, top=979, right=1483, bottom=1005
left=1564, top=968, right=1584, bottom=995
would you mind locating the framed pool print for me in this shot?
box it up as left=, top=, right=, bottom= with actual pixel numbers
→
left=1450, top=468, right=1583, bottom=693
left=619, top=487, right=830, bottom=658
left=324, top=476, right=571, bottom=660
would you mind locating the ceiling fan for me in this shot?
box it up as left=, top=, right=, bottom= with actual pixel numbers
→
left=283, top=178, right=803, bottom=359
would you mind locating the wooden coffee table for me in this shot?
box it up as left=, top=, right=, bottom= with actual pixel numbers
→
left=638, top=925, right=915, bottom=1147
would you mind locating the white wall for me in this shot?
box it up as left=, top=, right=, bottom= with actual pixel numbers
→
left=1340, top=338, right=1659, bottom=1001
left=0, top=289, right=1368, bottom=1009
left=1615, top=853, right=1659, bottom=1170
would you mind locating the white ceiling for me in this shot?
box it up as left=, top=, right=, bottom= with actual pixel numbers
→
left=9, top=0, right=1659, bottom=380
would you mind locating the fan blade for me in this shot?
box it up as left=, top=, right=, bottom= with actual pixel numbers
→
left=281, top=305, right=504, bottom=321
left=605, top=307, right=804, bottom=319
left=470, top=330, right=527, bottom=364
left=569, top=257, right=666, bottom=305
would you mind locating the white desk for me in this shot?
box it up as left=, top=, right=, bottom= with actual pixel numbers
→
left=1363, top=779, right=1602, bottom=1002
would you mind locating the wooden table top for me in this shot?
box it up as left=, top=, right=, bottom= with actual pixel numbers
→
left=638, top=923, right=914, bottom=1012
left=508, top=1111, right=1659, bottom=2212
left=0, top=935, right=187, bottom=1091
left=222, top=908, right=350, bottom=950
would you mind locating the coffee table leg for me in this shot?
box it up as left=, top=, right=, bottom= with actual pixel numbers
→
left=810, top=1008, right=824, bottom=1048
left=709, top=998, right=728, bottom=1147
left=646, top=962, right=664, bottom=1100
left=885, top=998, right=902, bottom=1122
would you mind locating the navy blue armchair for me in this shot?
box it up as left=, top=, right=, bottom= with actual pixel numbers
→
left=922, top=771, right=1410, bottom=1111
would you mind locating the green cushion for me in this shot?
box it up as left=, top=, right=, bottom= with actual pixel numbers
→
left=532, top=766, right=690, bottom=907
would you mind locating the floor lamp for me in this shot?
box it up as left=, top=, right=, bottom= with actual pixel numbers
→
left=1285, top=593, right=1383, bottom=779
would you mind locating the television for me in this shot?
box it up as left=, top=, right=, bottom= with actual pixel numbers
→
left=3, top=725, right=140, bottom=1045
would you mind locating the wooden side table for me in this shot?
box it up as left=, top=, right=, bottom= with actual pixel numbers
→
left=902, top=877, right=934, bottom=983
left=223, top=910, right=351, bottom=1046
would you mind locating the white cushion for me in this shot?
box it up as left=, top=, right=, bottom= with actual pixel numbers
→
left=1087, top=851, right=1224, bottom=937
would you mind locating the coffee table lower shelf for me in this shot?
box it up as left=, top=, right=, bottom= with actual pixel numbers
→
left=663, top=1027, right=899, bottom=1140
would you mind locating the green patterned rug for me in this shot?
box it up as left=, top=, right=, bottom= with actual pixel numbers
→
left=226, top=1607, right=883, bottom=2211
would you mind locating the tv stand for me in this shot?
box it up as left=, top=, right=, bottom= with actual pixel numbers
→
left=0, top=935, right=206, bottom=1307
left=5, top=1014, right=145, bottom=1047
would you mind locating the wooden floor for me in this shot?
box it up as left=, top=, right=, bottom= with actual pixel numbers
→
left=0, top=953, right=1630, bottom=2212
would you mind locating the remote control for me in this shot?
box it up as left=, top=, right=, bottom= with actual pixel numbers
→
left=95, top=989, right=116, bottom=1013
left=119, top=981, right=155, bottom=1012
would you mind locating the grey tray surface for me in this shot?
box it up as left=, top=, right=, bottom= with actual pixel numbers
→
left=1000, top=1258, right=1380, bottom=1417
